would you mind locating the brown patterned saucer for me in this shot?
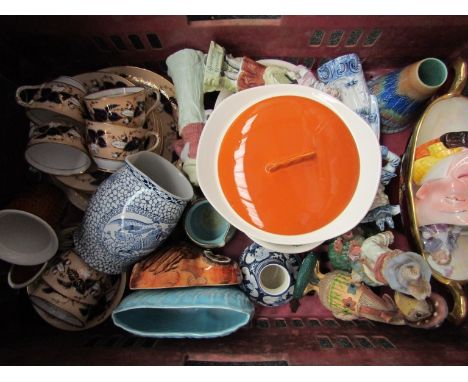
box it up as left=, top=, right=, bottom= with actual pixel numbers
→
left=27, top=271, right=127, bottom=331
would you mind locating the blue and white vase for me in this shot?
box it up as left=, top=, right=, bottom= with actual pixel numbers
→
left=317, top=53, right=380, bottom=139
left=74, top=151, right=193, bottom=274
left=239, top=243, right=301, bottom=307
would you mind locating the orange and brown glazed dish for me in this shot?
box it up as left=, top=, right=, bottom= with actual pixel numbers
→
left=218, top=95, right=360, bottom=235
left=129, top=246, right=242, bottom=289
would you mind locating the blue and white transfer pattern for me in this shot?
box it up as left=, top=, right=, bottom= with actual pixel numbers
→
left=317, top=53, right=380, bottom=139
left=74, top=162, right=189, bottom=274
left=239, top=243, right=301, bottom=307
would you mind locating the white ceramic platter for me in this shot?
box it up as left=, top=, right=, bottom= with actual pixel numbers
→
left=197, top=84, right=381, bottom=246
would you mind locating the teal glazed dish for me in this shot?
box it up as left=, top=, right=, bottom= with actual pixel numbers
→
left=112, top=286, right=254, bottom=338
left=184, top=198, right=236, bottom=249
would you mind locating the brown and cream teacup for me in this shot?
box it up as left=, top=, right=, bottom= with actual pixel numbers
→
left=16, top=76, right=87, bottom=127
left=84, top=87, right=161, bottom=128
left=86, top=119, right=160, bottom=172
left=25, top=122, right=92, bottom=176
left=40, top=250, right=114, bottom=306
left=28, top=277, right=91, bottom=328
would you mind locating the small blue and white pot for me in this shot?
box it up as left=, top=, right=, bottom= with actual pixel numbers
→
left=239, top=243, right=301, bottom=307
left=74, top=151, right=194, bottom=274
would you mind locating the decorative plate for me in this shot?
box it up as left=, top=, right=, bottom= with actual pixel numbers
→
left=72, top=72, right=134, bottom=94
left=54, top=164, right=111, bottom=194
left=400, top=58, right=468, bottom=324
left=99, top=66, right=178, bottom=161
left=27, top=271, right=127, bottom=331
left=99, top=66, right=177, bottom=106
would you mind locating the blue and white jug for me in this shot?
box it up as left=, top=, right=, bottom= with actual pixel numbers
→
left=74, top=151, right=193, bottom=274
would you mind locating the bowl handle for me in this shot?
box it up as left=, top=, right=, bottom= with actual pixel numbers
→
left=432, top=273, right=467, bottom=325
left=448, top=57, right=467, bottom=97
left=15, top=85, right=42, bottom=107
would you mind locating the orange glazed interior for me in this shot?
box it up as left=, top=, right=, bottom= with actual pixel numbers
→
left=218, top=95, right=360, bottom=235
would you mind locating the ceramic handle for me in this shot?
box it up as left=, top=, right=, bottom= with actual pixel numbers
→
left=145, top=88, right=162, bottom=115
left=448, top=58, right=467, bottom=96
left=15, top=85, right=42, bottom=107
left=145, top=131, right=161, bottom=153
left=432, top=273, right=467, bottom=325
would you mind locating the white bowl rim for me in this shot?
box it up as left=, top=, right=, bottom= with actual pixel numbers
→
left=246, top=234, right=324, bottom=254
left=0, top=209, right=59, bottom=265
left=197, top=84, right=381, bottom=245
left=7, top=261, right=48, bottom=289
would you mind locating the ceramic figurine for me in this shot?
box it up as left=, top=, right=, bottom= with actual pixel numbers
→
left=419, top=224, right=462, bottom=278
left=292, top=254, right=448, bottom=328
left=204, top=41, right=301, bottom=93
left=394, top=291, right=448, bottom=329
left=420, top=224, right=462, bottom=266
left=239, top=243, right=301, bottom=307
left=327, top=228, right=365, bottom=272
left=412, top=136, right=465, bottom=186
left=112, top=286, right=254, bottom=338
left=368, top=57, right=448, bottom=134
left=380, top=145, right=401, bottom=185
left=415, top=150, right=468, bottom=226
left=362, top=146, right=401, bottom=230
left=74, top=151, right=194, bottom=274
left=355, top=231, right=432, bottom=300
left=167, top=49, right=206, bottom=186
left=292, top=257, right=405, bottom=324
left=318, top=271, right=407, bottom=324
left=361, top=204, right=401, bottom=231
left=129, top=245, right=241, bottom=289
left=317, top=53, right=380, bottom=138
